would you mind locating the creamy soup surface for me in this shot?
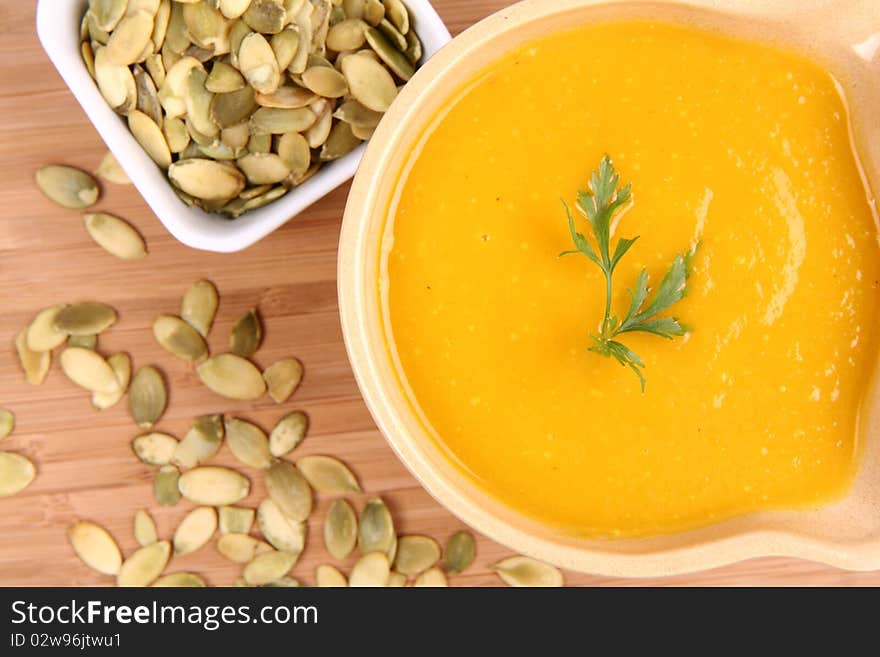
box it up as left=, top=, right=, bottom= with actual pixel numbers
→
left=383, top=21, right=880, bottom=537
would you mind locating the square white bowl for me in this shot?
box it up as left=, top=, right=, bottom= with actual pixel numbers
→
left=36, top=0, right=451, bottom=253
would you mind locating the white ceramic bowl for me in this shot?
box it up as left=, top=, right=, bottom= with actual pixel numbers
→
left=36, top=0, right=451, bottom=253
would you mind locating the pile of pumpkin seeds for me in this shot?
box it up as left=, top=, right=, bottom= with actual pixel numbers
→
left=80, top=0, right=425, bottom=218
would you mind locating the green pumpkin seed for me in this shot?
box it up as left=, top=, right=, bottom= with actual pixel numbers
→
left=268, top=410, right=308, bottom=457
left=67, top=332, right=97, bottom=350
left=186, top=67, right=219, bottom=138
left=95, top=46, right=137, bottom=112
left=349, top=121, right=373, bottom=140
left=297, top=455, right=361, bottom=494
left=60, top=347, right=120, bottom=394
left=237, top=153, right=290, bottom=185
left=182, top=2, right=230, bottom=53
left=0, top=409, right=13, bottom=441
left=152, top=0, right=171, bottom=48
left=376, top=18, right=406, bottom=51
left=235, top=184, right=287, bottom=212
left=168, top=158, right=246, bottom=200
left=68, top=520, right=122, bottom=575
left=89, top=12, right=112, bottom=45
left=118, top=540, right=171, bottom=587
left=84, top=213, right=147, bottom=260
left=263, top=358, right=303, bottom=405
left=302, top=65, right=348, bottom=98
left=163, top=116, right=191, bottom=152
left=92, top=351, right=131, bottom=410
left=228, top=18, right=252, bottom=59
left=349, top=552, right=390, bottom=587
left=129, top=365, right=167, bottom=429
left=173, top=414, right=224, bottom=468
left=243, top=0, right=286, bottom=34
left=258, top=498, right=306, bottom=552
left=89, top=0, right=128, bottom=32
left=326, top=18, right=366, bottom=51
left=197, top=354, right=265, bottom=400
left=413, top=566, right=447, bottom=587
left=320, top=120, right=361, bottom=161
left=443, top=530, right=475, bottom=574
left=146, top=52, right=166, bottom=86
left=316, top=564, right=347, bottom=587
left=250, top=106, right=315, bottom=133
left=243, top=550, right=298, bottom=585
left=180, top=279, right=218, bottom=337
left=363, top=0, right=384, bottom=26
left=333, top=99, right=382, bottom=128
left=35, top=165, right=100, bottom=209
left=0, top=453, right=36, bottom=498
left=159, top=56, right=203, bottom=118
left=343, top=0, right=365, bottom=19
left=387, top=571, right=406, bottom=587
left=15, top=330, right=50, bottom=386
left=164, top=1, right=189, bottom=53
left=154, top=465, right=181, bottom=505
left=206, top=60, right=245, bottom=92
left=128, top=110, right=172, bottom=167
left=323, top=498, right=357, bottom=560
left=178, top=466, right=250, bottom=505
left=26, top=305, right=68, bottom=352
left=264, top=460, right=312, bottom=522
left=106, top=10, right=155, bottom=66
left=153, top=315, right=208, bottom=361
left=358, top=497, right=394, bottom=556
left=225, top=417, right=272, bottom=469
left=382, top=0, right=408, bottom=33
left=132, top=432, right=178, bottom=465
left=365, top=26, right=413, bottom=81
left=153, top=572, right=206, bottom=587
left=288, top=1, right=312, bottom=74
left=341, top=51, right=397, bottom=111
left=217, top=533, right=273, bottom=562
left=270, top=27, right=300, bottom=71
left=493, top=556, right=564, bottom=587
left=134, top=509, right=158, bottom=547
left=221, top=122, right=251, bottom=151
left=220, top=0, right=253, bottom=20
left=95, top=151, right=130, bottom=184
left=305, top=103, right=332, bottom=148
left=54, top=302, right=117, bottom=335
left=255, top=85, right=316, bottom=108
left=394, top=535, right=441, bottom=576
left=173, top=506, right=217, bottom=555
left=238, top=184, right=273, bottom=200
left=404, top=28, right=421, bottom=64
left=247, top=132, right=271, bottom=153
left=238, top=32, right=280, bottom=94
left=218, top=506, right=255, bottom=535
left=82, top=41, right=97, bottom=79
left=125, top=0, right=160, bottom=16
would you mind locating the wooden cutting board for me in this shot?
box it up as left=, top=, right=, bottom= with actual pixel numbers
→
left=1, top=0, right=876, bottom=587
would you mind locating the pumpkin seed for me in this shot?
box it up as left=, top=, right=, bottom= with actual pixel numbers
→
left=152, top=0, right=171, bottom=48
left=118, top=540, right=171, bottom=586
left=164, top=1, right=189, bottom=53
left=173, top=506, right=217, bottom=555
left=387, top=571, right=406, bottom=587
left=95, top=151, right=130, bottom=184
left=89, top=0, right=128, bottom=32
left=35, top=165, right=100, bottom=209
left=305, top=105, right=332, bottom=148
left=302, top=65, right=348, bottom=98
left=0, top=453, right=36, bottom=497
left=134, top=509, right=158, bottom=546
left=343, top=0, right=365, bottom=19
left=15, top=330, right=50, bottom=386
left=382, top=0, right=408, bottom=34
left=159, top=56, right=203, bottom=118
left=263, top=358, right=303, bottom=404
left=54, top=302, right=117, bottom=335
left=349, top=551, right=390, bottom=587
left=129, top=366, right=167, bottom=428
left=225, top=417, right=272, bottom=469
left=228, top=18, right=252, bottom=60
left=89, top=12, right=112, bottom=45
left=82, top=41, right=97, bottom=78
left=60, top=347, right=120, bottom=394
left=153, top=572, right=206, bottom=587
left=243, top=0, right=286, bottom=34
left=132, top=432, right=178, bottom=465
left=270, top=27, right=300, bottom=71
left=128, top=110, right=172, bottom=167
left=243, top=550, right=298, bottom=585
left=221, top=122, right=251, bottom=151
left=288, top=1, right=312, bottom=74
left=341, top=51, right=397, bottom=111
left=269, top=410, right=308, bottom=457
left=153, top=315, right=208, bottom=361
left=178, top=466, right=250, bottom=505
left=320, top=120, right=361, bottom=160
left=403, top=28, right=421, bottom=64
left=185, top=67, right=219, bottom=138
left=376, top=18, right=406, bottom=52
left=264, top=460, right=312, bottom=521
left=126, top=0, right=160, bottom=16
left=95, top=46, right=137, bottom=112
left=173, top=414, right=224, bottom=467
left=67, top=333, right=97, bottom=350
left=394, top=535, right=441, bottom=577
left=0, top=410, right=13, bottom=441
left=258, top=498, right=306, bottom=552
left=26, top=305, right=68, bottom=352
left=443, top=530, right=475, bottom=574
left=238, top=32, right=281, bottom=94
left=493, top=556, right=564, bottom=587
left=324, top=499, right=357, bottom=560
left=146, top=52, right=166, bottom=86
left=155, top=465, right=182, bottom=505
left=217, top=533, right=273, bottom=562
left=163, top=116, right=191, bottom=152
left=218, top=506, right=255, bottom=535
left=255, top=85, right=316, bottom=108
left=84, top=213, right=147, bottom=260
left=276, top=131, right=310, bottom=178
left=237, top=153, right=290, bottom=185
left=206, top=60, right=245, bottom=92
left=234, top=184, right=287, bottom=213
left=247, top=132, right=271, bottom=153
left=68, top=520, right=122, bottom=575
left=197, top=354, right=266, bottom=400
left=333, top=98, right=382, bottom=128
left=106, top=10, right=155, bottom=66
left=182, top=2, right=230, bottom=53
left=316, top=564, right=347, bottom=587
left=250, top=106, right=315, bottom=133
left=358, top=498, right=395, bottom=556
left=311, top=0, right=332, bottom=55
left=365, top=26, right=413, bottom=81
left=413, top=566, right=447, bottom=587
left=168, top=158, right=246, bottom=200
left=326, top=18, right=366, bottom=51
left=220, top=0, right=253, bottom=20
left=363, top=0, right=384, bottom=26
left=92, top=351, right=131, bottom=410
left=297, top=455, right=361, bottom=494
left=180, top=279, right=218, bottom=337
left=238, top=184, right=273, bottom=200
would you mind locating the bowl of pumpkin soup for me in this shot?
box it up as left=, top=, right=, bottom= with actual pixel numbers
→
left=339, top=0, right=880, bottom=576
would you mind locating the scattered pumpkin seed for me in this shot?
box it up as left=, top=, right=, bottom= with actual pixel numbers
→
left=443, top=530, right=475, bottom=574
left=358, top=497, right=394, bottom=556
left=0, top=453, right=36, bottom=498
left=413, top=566, right=447, bottom=587
left=92, top=352, right=131, bottom=410
left=217, top=533, right=273, bottom=563
left=197, top=354, right=266, bottom=400
left=95, top=151, right=131, bottom=184
left=154, top=464, right=182, bottom=506
left=244, top=550, right=299, bottom=585
left=178, top=466, right=250, bottom=505
left=394, top=535, right=441, bottom=577
left=118, top=540, right=171, bottom=587
left=268, top=411, right=308, bottom=457
left=258, top=498, right=306, bottom=552
left=297, top=455, right=361, bottom=494
left=180, top=279, right=219, bottom=337
left=264, top=460, right=312, bottom=521
left=26, top=305, right=69, bottom=352
left=129, top=366, right=167, bottom=429
left=341, top=52, right=397, bottom=111
left=15, top=330, right=51, bottom=385
left=316, top=564, right=347, bottom=587
left=228, top=309, right=262, bottom=357
left=60, top=347, right=120, bottom=394
left=132, top=432, right=178, bottom=465
left=153, top=314, right=208, bottom=361
left=134, top=509, right=158, bottom=547
left=54, top=302, right=117, bottom=335
left=225, top=417, right=272, bottom=469
left=84, top=212, right=147, bottom=260
left=153, top=572, right=206, bottom=587
left=35, top=166, right=100, bottom=209
left=68, top=334, right=97, bottom=349
left=0, top=410, right=13, bottom=441
left=324, top=498, right=357, bottom=560
left=218, top=505, right=255, bottom=535
left=349, top=551, right=390, bottom=587
left=493, top=556, right=564, bottom=587
left=173, top=506, right=217, bottom=555
left=68, top=520, right=122, bottom=575
left=262, top=358, right=303, bottom=405
left=173, top=414, right=224, bottom=467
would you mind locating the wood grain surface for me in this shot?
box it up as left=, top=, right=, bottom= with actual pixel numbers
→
left=1, top=0, right=876, bottom=587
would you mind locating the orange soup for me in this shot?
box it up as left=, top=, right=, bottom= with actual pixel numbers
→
left=383, top=21, right=880, bottom=537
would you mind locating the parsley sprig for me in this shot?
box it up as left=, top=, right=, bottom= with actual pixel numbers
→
left=560, top=156, right=694, bottom=391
